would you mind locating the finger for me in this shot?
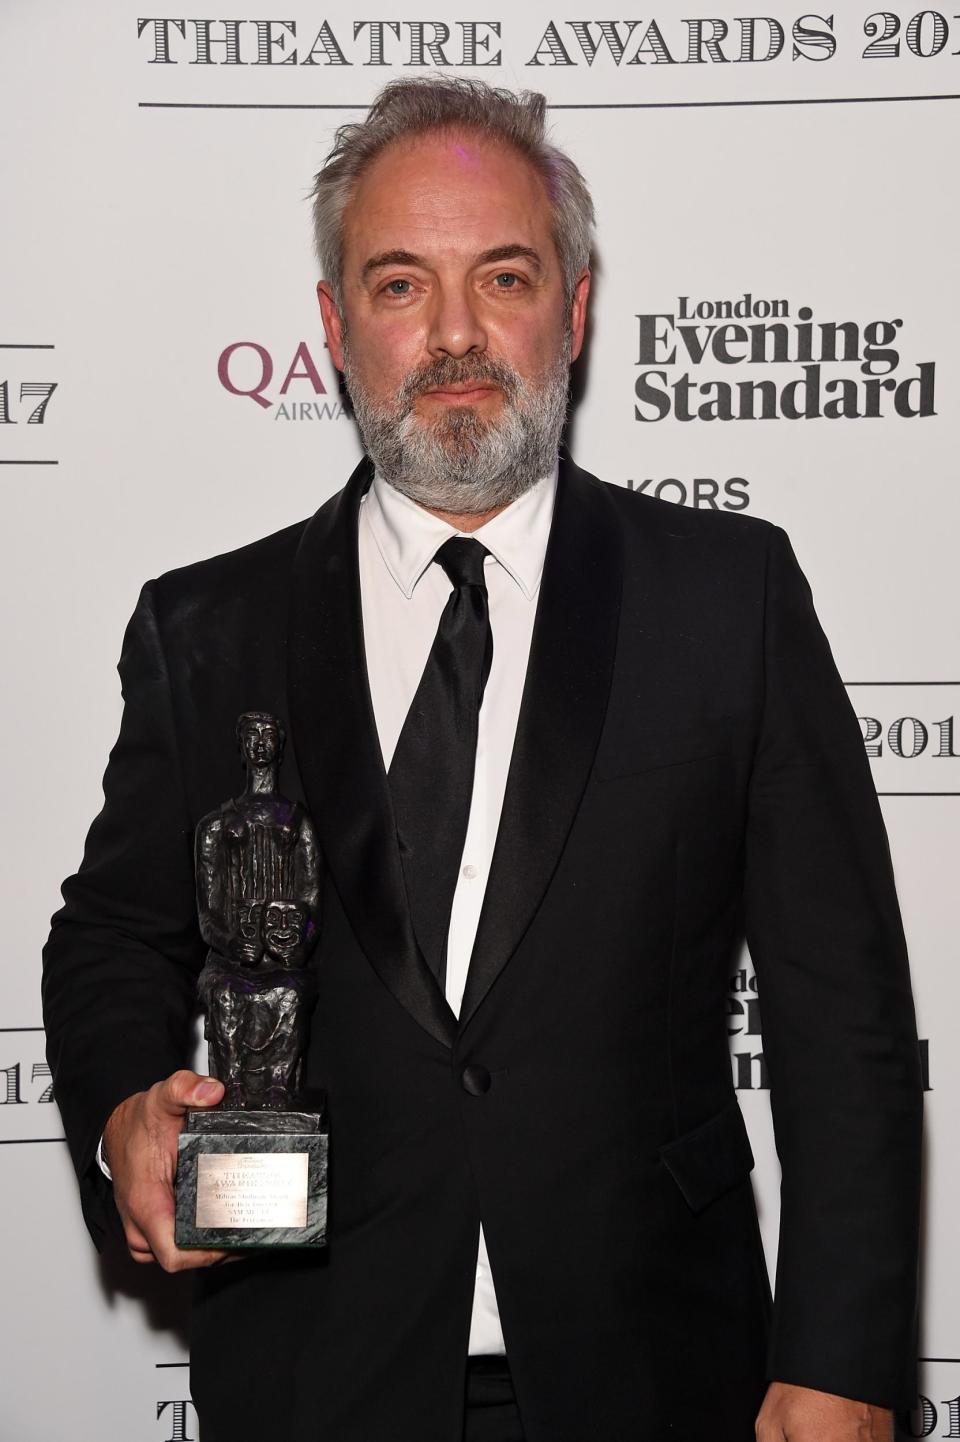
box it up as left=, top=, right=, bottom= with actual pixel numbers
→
left=151, top=1240, right=232, bottom=1273
left=123, top=1215, right=153, bottom=1254
left=129, top=1176, right=233, bottom=1273
left=153, top=1069, right=224, bottom=1117
left=125, top=1226, right=157, bottom=1264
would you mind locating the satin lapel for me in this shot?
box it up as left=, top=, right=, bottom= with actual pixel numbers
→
left=287, top=458, right=457, bottom=1050
left=458, top=457, right=623, bottom=1031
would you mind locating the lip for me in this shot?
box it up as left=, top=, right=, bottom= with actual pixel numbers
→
left=422, top=384, right=499, bottom=404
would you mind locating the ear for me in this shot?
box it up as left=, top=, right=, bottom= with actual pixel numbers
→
left=568, top=269, right=591, bottom=364
left=317, top=281, right=345, bottom=371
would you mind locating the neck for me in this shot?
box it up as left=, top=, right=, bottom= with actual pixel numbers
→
left=244, top=764, right=276, bottom=796
left=417, top=503, right=509, bottom=532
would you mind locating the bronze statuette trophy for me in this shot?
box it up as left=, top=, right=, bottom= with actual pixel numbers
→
left=175, top=712, right=328, bottom=1249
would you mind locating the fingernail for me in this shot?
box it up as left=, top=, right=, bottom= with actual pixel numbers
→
left=195, top=1080, right=220, bottom=1101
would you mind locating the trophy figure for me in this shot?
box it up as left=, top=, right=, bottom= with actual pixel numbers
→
left=175, top=712, right=328, bottom=1249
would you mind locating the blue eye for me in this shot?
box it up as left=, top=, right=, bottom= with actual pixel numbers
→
left=494, top=273, right=518, bottom=288
left=386, top=279, right=411, bottom=295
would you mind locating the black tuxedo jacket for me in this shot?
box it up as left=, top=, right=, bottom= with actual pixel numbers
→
left=43, top=456, right=922, bottom=1442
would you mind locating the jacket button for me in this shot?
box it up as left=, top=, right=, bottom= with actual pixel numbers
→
left=461, top=1064, right=491, bottom=1096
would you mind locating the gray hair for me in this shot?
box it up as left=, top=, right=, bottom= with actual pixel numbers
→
left=311, top=76, right=594, bottom=306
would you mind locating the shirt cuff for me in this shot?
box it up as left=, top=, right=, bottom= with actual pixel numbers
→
left=96, top=1136, right=113, bottom=1181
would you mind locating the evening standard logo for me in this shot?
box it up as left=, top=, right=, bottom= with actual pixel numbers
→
left=0, top=1029, right=61, bottom=1142
left=849, top=682, right=960, bottom=796
left=217, top=340, right=347, bottom=421
left=634, top=295, right=936, bottom=423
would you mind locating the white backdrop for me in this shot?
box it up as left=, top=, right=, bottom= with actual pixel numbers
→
left=2, top=3, right=957, bottom=1437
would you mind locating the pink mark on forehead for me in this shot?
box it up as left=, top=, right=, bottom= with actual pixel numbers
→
left=449, top=141, right=481, bottom=167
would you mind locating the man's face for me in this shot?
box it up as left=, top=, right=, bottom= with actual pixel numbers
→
left=317, top=130, right=590, bottom=512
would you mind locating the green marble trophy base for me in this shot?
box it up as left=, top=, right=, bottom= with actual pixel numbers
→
left=175, top=1109, right=328, bottom=1249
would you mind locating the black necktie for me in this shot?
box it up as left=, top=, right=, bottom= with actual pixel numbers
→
left=388, top=537, right=493, bottom=989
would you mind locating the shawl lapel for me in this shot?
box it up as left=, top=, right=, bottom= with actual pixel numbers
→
left=458, top=457, right=623, bottom=1030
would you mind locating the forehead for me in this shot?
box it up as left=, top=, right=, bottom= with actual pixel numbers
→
left=240, top=719, right=276, bottom=736
left=341, top=129, right=556, bottom=272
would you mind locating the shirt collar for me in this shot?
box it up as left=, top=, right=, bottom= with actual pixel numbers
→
left=363, top=464, right=558, bottom=602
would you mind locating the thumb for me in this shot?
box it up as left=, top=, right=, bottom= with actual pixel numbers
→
left=155, top=1069, right=224, bottom=1116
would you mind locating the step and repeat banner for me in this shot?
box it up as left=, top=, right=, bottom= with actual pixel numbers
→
left=1, top=2, right=957, bottom=1437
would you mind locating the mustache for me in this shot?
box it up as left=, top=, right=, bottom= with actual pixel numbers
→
left=398, top=354, right=521, bottom=410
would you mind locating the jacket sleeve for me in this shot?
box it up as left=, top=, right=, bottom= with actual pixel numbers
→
left=744, top=526, right=922, bottom=1412
left=42, top=581, right=205, bottom=1248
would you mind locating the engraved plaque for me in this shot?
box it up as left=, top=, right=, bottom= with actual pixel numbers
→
left=176, top=1124, right=328, bottom=1248
left=195, top=1151, right=309, bottom=1229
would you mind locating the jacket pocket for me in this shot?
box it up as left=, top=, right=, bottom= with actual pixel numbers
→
left=658, top=1098, right=755, bottom=1214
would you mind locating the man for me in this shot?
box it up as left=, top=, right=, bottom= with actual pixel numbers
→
left=43, top=77, right=922, bottom=1442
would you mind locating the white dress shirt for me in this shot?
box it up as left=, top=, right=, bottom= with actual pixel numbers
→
left=359, top=466, right=557, bottom=1355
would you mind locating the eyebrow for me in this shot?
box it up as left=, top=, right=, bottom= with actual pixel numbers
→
left=362, top=249, right=421, bottom=278
left=478, top=244, right=545, bottom=273
left=361, top=244, right=546, bottom=280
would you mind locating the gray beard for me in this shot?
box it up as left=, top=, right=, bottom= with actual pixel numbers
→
left=342, top=342, right=570, bottom=513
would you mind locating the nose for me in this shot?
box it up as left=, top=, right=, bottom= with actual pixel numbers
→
left=427, top=280, right=487, bottom=361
